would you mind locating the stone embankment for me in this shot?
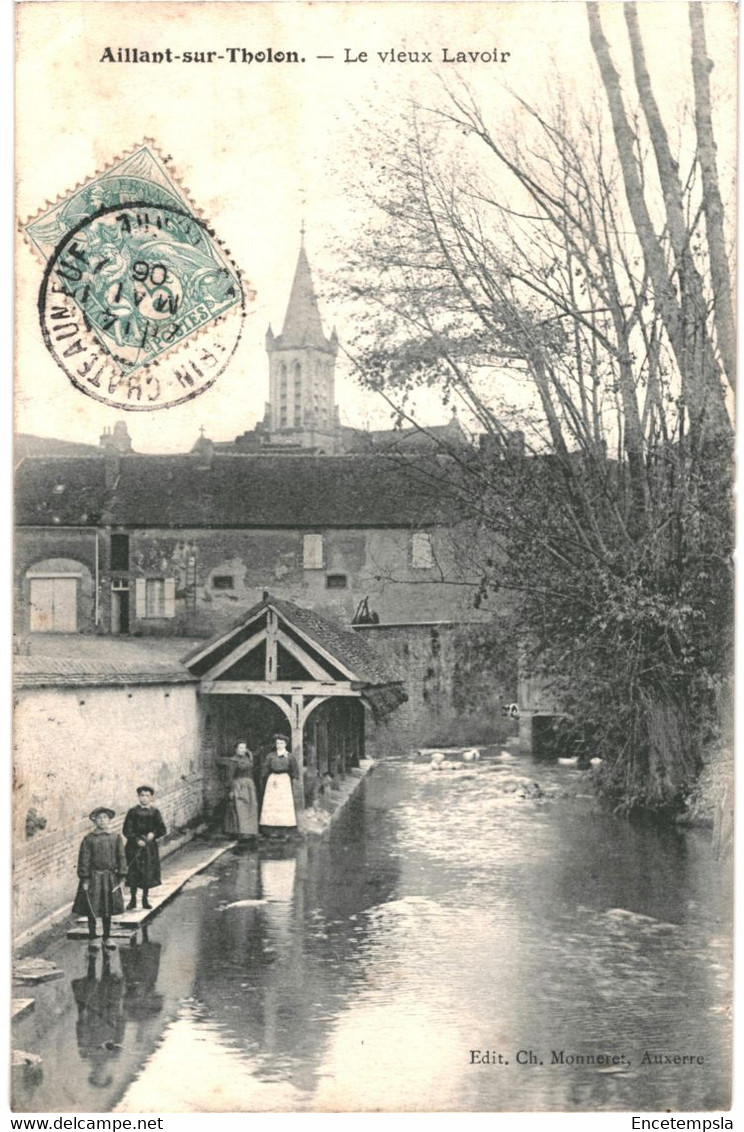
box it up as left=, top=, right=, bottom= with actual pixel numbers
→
left=302, top=759, right=376, bottom=836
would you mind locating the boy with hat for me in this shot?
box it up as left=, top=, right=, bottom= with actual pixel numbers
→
left=72, top=807, right=127, bottom=951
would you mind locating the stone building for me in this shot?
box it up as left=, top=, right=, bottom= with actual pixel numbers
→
left=14, top=242, right=521, bottom=936
left=13, top=592, right=406, bottom=938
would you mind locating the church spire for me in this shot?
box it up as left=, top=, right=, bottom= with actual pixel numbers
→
left=278, top=242, right=331, bottom=350
left=265, top=237, right=339, bottom=444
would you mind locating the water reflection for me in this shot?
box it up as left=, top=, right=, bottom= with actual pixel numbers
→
left=187, top=841, right=381, bottom=1097
left=72, top=955, right=124, bottom=1089
left=120, top=929, right=164, bottom=1024
left=13, top=754, right=732, bottom=1113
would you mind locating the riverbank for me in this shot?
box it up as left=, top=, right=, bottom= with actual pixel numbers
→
left=11, top=771, right=377, bottom=1090
left=13, top=823, right=215, bottom=953
left=11, top=834, right=238, bottom=1083
left=301, top=758, right=376, bottom=837
left=11, top=751, right=731, bottom=1113
left=678, top=738, right=733, bottom=855
left=14, top=761, right=377, bottom=952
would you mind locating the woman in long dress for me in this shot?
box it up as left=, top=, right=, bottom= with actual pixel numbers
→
left=259, top=735, right=299, bottom=836
left=220, top=741, right=259, bottom=842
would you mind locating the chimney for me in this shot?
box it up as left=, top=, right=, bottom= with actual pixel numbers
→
left=479, top=433, right=504, bottom=460
left=111, top=420, right=133, bottom=453
left=506, top=430, right=525, bottom=459
left=100, top=421, right=133, bottom=454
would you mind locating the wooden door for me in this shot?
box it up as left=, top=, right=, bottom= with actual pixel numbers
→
left=29, top=577, right=77, bottom=632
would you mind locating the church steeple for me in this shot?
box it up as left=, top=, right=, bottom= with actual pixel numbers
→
left=278, top=244, right=331, bottom=350
left=265, top=238, right=339, bottom=446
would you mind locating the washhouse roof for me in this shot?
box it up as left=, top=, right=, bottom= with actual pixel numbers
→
left=182, top=592, right=404, bottom=692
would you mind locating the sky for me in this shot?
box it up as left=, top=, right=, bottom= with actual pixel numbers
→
left=14, top=1, right=737, bottom=454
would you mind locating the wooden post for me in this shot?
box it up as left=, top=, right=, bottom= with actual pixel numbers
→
left=266, top=608, right=278, bottom=682
left=291, top=693, right=305, bottom=809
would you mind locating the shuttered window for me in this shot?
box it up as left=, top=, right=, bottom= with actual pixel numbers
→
left=110, top=533, right=130, bottom=571
left=135, top=577, right=176, bottom=618
left=303, top=534, right=324, bottom=569
left=411, top=531, right=434, bottom=569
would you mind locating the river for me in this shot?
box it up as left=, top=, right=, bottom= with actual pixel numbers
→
left=12, top=750, right=732, bottom=1113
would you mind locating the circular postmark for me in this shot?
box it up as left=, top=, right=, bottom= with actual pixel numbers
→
left=38, top=200, right=247, bottom=411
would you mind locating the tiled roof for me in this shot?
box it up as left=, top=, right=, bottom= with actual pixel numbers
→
left=14, top=655, right=196, bottom=689
left=183, top=593, right=403, bottom=690
left=341, top=421, right=470, bottom=454
left=16, top=453, right=467, bottom=528
left=15, top=457, right=110, bottom=526
left=270, top=597, right=400, bottom=687
left=15, top=435, right=104, bottom=460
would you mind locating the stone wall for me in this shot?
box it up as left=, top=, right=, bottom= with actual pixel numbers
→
left=13, top=680, right=205, bottom=937
left=115, top=524, right=485, bottom=637
left=15, top=523, right=492, bottom=641
left=15, top=528, right=100, bottom=636
left=358, top=621, right=518, bottom=755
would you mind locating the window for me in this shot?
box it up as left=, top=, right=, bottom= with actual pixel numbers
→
left=212, top=575, right=234, bottom=590
left=411, top=531, right=434, bottom=569
left=326, top=573, right=348, bottom=589
left=135, top=577, right=176, bottom=619
left=303, top=533, right=324, bottom=569
left=146, top=579, right=166, bottom=618
left=110, top=533, right=129, bottom=571
left=29, top=576, right=78, bottom=632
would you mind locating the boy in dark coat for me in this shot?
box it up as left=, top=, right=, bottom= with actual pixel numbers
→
left=123, top=786, right=166, bottom=910
left=72, top=807, right=126, bottom=951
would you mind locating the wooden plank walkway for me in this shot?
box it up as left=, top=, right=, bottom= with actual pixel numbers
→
left=66, top=925, right=137, bottom=941
left=67, top=839, right=235, bottom=939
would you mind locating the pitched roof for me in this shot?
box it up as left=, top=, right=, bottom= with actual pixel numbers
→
left=269, top=246, right=335, bottom=351
left=16, top=453, right=467, bottom=528
left=15, top=435, right=104, bottom=460
left=182, top=593, right=402, bottom=690
left=341, top=420, right=470, bottom=455
left=269, top=596, right=399, bottom=686
left=15, top=457, right=110, bottom=526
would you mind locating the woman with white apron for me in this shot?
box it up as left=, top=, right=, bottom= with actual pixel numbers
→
left=259, top=735, right=299, bottom=837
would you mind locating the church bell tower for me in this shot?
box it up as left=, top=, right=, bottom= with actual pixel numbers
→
left=265, top=232, right=339, bottom=449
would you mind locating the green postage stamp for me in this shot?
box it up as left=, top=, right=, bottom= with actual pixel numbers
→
left=25, top=144, right=248, bottom=410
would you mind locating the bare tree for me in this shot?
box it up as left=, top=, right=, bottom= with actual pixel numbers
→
left=688, top=2, right=736, bottom=394
left=333, top=4, right=733, bottom=811
left=588, top=3, right=732, bottom=437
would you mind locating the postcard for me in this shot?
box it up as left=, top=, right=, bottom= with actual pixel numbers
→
left=12, top=1, right=736, bottom=1118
